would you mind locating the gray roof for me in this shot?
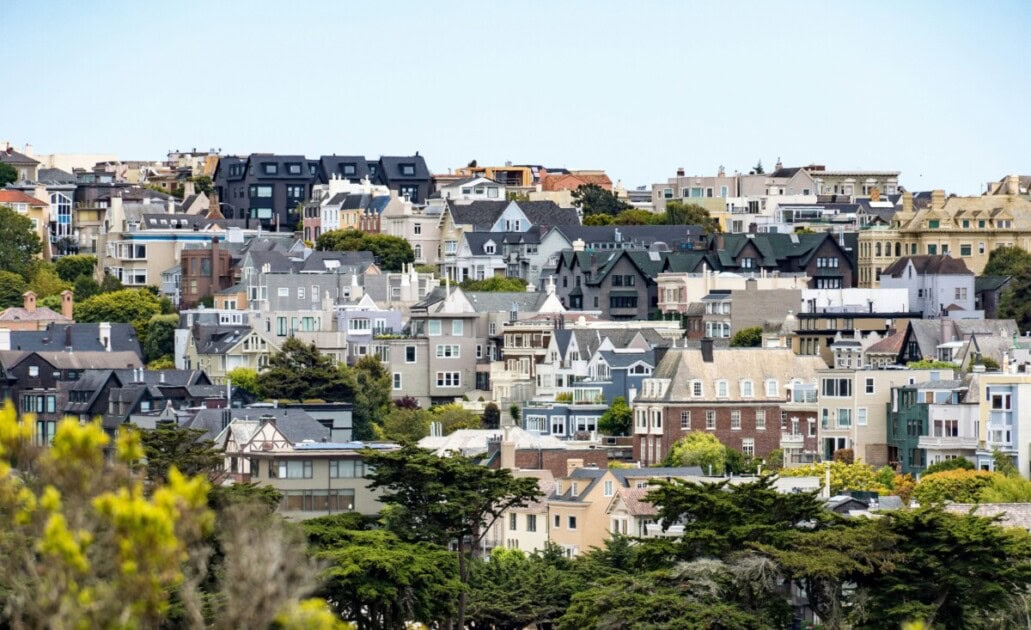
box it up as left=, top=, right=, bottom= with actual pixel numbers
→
left=551, top=466, right=705, bottom=502
left=0, top=148, right=38, bottom=165
left=296, top=250, right=375, bottom=273
left=463, top=230, right=541, bottom=255
left=187, top=407, right=329, bottom=443
left=36, top=167, right=76, bottom=184
left=597, top=349, right=655, bottom=369
left=446, top=200, right=509, bottom=229
left=464, top=291, right=552, bottom=313
left=553, top=224, right=704, bottom=248
left=9, top=323, right=142, bottom=356
left=192, top=325, right=252, bottom=355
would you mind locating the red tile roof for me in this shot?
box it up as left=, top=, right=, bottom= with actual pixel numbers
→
left=0, top=190, right=47, bottom=206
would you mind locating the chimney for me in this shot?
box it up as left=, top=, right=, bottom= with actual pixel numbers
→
left=930, top=189, right=945, bottom=211
left=572, top=238, right=585, bottom=252
left=99, top=322, right=111, bottom=351
left=64, top=325, right=72, bottom=351
left=22, top=291, right=36, bottom=313
left=701, top=337, right=714, bottom=362
left=500, top=426, right=516, bottom=470
left=182, top=180, right=196, bottom=199
left=566, top=457, right=584, bottom=477
left=0, top=329, right=9, bottom=351
left=870, top=187, right=880, bottom=202
left=166, top=197, right=175, bottom=214
left=676, top=167, right=685, bottom=177
left=1006, top=175, right=1020, bottom=196
left=745, top=278, right=757, bottom=291
left=902, top=191, right=913, bottom=214
left=61, top=290, right=73, bottom=320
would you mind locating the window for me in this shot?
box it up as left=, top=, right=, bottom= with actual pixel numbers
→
left=400, top=163, right=416, bottom=176
left=680, top=411, right=691, bottom=429
left=329, top=459, right=364, bottom=478
left=436, top=371, right=461, bottom=388
left=392, top=373, right=402, bottom=390
left=821, top=378, right=853, bottom=397
left=865, top=378, right=875, bottom=395
left=249, top=185, right=273, bottom=198
left=403, top=346, right=417, bottom=363
left=731, top=410, right=741, bottom=430
left=428, top=320, right=441, bottom=336
left=927, top=244, right=937, bottom=255
left=690, top=380, right=703, bottom=397
left=705, top=410, right=716, bottom=430
left=452, top=320, right=464, bottom=336
left=716, top=380, right=728, bottom=398
left=526, top=514, right=537, bottom=532
left=955, top=287, right=968, bottom=301
left=297, top=286, right=306, bottom=300
left=276, top=460, right=313, bottom=479
left=756, top=409, right=766, bottom=430
left=741, top=380, right=753, bottom=398
left=28, top=366, right=39, bottom=377
left=857, top=408, right=868, bottom=426
left=610, top=295, right=638, bottom=309
left=282, top=489, right=355, bottom=512
left=509, top=513, right=518, bottom=531
left=837, top=408, right=852, bottom=428
left=567, top=516, right=577, bottom=530
left=436, top=344, right=460, bottom=358
left=662, top=188, right=673, bottom=199
left=603, top=480, right=614, bottom=497
left=765, top=379, right=778, bottom=397
left=960, top=244, right=972, bottom=257
left=554, top=514, right=561, bottom=528
left=262, top=163, right=278, bottom=175
left=742, top=438, right=755, bottom=457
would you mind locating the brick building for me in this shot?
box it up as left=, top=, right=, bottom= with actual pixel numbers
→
left=179, top=236, right=235, bottom=309
left=632, top=340, right=825, bottom=465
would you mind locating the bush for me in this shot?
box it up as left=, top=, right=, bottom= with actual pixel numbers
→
left=779, top=461, right=889, bottom=495
left=729, top=326, right=762, bottom=348
left=923, top=458, right=974, bottom=476
left=833, top=448, right=855, bottom=464
left=667, top=432, right=726, bottom=475
left=912, top=469, right=995, bottom=504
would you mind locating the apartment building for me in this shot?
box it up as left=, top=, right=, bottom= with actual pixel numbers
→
left=859, top=181, right=1031, bottom=286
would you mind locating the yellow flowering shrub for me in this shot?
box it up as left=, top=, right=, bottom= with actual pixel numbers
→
left=778, top=460, right=891, bottom=495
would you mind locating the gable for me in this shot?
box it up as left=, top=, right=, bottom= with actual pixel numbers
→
left=489, top=203, right=531, bottom=233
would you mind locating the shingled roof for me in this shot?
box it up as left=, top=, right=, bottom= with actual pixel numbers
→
left=881, top=255, right=973, bottom=278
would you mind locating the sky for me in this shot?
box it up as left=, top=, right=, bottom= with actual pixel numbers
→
left=3, top=0, right=1029, bottom=194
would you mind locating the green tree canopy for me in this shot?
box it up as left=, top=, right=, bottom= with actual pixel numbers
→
left=922, top=457, right=974, bottom=475
left=352, top=354, right=391, bottom=440
left=139, top=425, right=222, bottom=483
left=142, top=313, right=179, bottom=363
left=571, top=183, right=631, bottom=216
left=54, top=254, right=98, bottom=282
left=581, top=213, right=613, bottom=226
left=598, top=396, right=632, bottom=436
left=0, top=205, right=43, bottom=278
left=0, top=163, right=18, bottom=187
left=315, top=229, right=414, bottom=272
left=362, top=444, right=541, bottom=628
left=730, top=326, right=763, bottom=347
left=28, top=264, right=70, bottom=299
left=912, top=469, right=994, bottom=504
left=190, top=175, right=214, bottom=195
left=431, top=402, right=482, bottom=434
left=982, top=245, right=1031, bottom=277
left=256, top=337, right=355, bottom=402
left=460, top=276, right=528, bottom=292
left=666, top=431, right=726, bottom=475
left=374, top=406, right=432, bottom=442
left=226, top=366, right=262, bottom=397
left=482, top=402, right=501, bottom=430
left=0, top=269, right=29, bottom=308
left=75, top=287, right=164, bottom=338
left=662, top=200, right=722, bottom=233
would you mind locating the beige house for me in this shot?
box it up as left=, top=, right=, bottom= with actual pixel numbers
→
left=381, top=196, right=442, bottom=267
left=859, top=180, right=1031, bottom=286
left=0, top=291, right=73, bottom=331
left=220, top=416, right=395, bottom=519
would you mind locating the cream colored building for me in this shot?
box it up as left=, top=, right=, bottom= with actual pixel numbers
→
left=657, top=268, right=810, bottom=314
left=859, top=178, right=1031, bottom=287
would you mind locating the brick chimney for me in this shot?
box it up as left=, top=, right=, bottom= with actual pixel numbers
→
left=931, top=190, right=945, bottom=211
left=22, top=291, right=36, bottom=313
left=61, top=290, right=73, bottom=320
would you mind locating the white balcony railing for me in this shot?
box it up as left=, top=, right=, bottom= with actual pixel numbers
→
left=918, top=435, right=979, bottom=451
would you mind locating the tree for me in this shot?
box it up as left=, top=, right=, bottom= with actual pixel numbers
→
left=54, top=254, right=98, bottom=282
left=208, top=482, right=283, bottom=513
left=256, top=338, right=355, bottom=402
left=482, top=402, right=501, bottom=430
left=432, top=402, right=482, bottom=434
left=468, top=546, right=582, bottom=630
left=75, top=288, right=164, bottom=337
left=28, top=264, right=70, bottom=299
left=581, top=213, right=613, bottom=226
left=75, top=273, right=103, bottom=299
left=226, top=366, right=262, bottom=397
left=912, top=469, right=994, bottom=504
left=0, top=269, right=28, bottom=308
left=662, top=200, right=721, bottom=233
left=0, top=162, right=17, bottom=187
left=142, top=313, right=179, bottom=363
left=0, top=205, right=43, bottom=277
left=362, top=444, right=541, bottom=629
left=612, top=208, right=662, bottom=225
left=570, top=183, right=630, bottom=216
left=979, top=473, right=1031, bottom=503
left=730, top=326, right=763, bottom=347
left=666, top=432, right=726, bottom=475
left=307, top=524, right=460, bottom=630
left=315, top=229, right=414, bottom=272
left=191, top=175, right=214, bottom=195
left=983, top=245, right=1031, bottom=277
left=923, top=457, right=974, bottom=475
left=724, top=446, right=758, bottom=475
left=598, top=396, right=632, bottom=436
left=375, top=407, right=432, bottom=442
left=750, top=160, right=765, bottom=175
left=509, top=404, right=520, bottom=422
left=851, top=506, right=1031, bottom=629
left=995, top=448, right=1020, bottom=477
left=353, top=354, right=391, bottom=440
left=460, top=276, right=528, bottom=292
left=140, top=425, right=222, bottom=483
left=779, top=460, right=892, bottom=495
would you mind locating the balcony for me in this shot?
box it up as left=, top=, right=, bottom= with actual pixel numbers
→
left=780, top=434, right=805, bottom=448
left=918, top=435, right=979, bottom=451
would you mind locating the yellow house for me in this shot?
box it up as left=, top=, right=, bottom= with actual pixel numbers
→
left=859, top=178, right=1031, bottom=286
left=0, top=190, right=51, bottom=260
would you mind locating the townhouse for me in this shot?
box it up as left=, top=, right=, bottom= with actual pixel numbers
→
left=878, top=255, right=977, bottom=317
left=632, top=341, right=825, bottom=465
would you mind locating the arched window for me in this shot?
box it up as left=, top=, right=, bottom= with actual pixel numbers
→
left=895, top=242, right=901, bottom=257
left=875, top=242, right=882, bottom=257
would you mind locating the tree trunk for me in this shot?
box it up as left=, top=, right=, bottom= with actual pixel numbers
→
left=457, top=539, right=468, bottom=629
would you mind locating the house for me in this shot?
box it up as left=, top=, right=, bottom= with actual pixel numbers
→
left=632, top=341, right=825, bottom=465
left=879, top=255, right=977, bottom=317
left=381, top=197, right=442, bottom=267
left=859, top=183, right=1031, bottom=286
left=487, top=474, right=554, bottom=553
left=0, top=291, right=73, bottom=331
left=790, top=310, right=920, bottom=366
left=546, top=465, right=703, bottom=557
left=454, top=230, right=541, bottom=282
left=3, top=322, right=142, bottom=358
left=657, top=267, right=810, bottom=316
left=0, top=142, right=40, bottom=182
left=707, top=233, right=857, bottom=289
left=895, top=318, right=1020, bottom=366
left=435, top=176, right=506, bottom=202
left=179, top=236, right=235, bottom=308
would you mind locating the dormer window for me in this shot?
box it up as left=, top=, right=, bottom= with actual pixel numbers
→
left=484, top=241, right=496, bottom=255
left=716, top=380, right=729, bottom=398
left=263, top=163, right=278, bottom=175
left=400, top=163, right=416, bottom=176
left=740, top=380, right=754, bottom=397
left=286, top=163, right=302, bottom=175
left=691, top=380, right=703, bottom=397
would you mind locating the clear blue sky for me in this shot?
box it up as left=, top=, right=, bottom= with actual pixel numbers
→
left=4, top=0, right=1029, bottom=194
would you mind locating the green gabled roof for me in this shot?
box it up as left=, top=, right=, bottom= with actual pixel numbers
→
left=975, top=275, right=1011, bottom=293
left=662, top=251, right=714, bottom=273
